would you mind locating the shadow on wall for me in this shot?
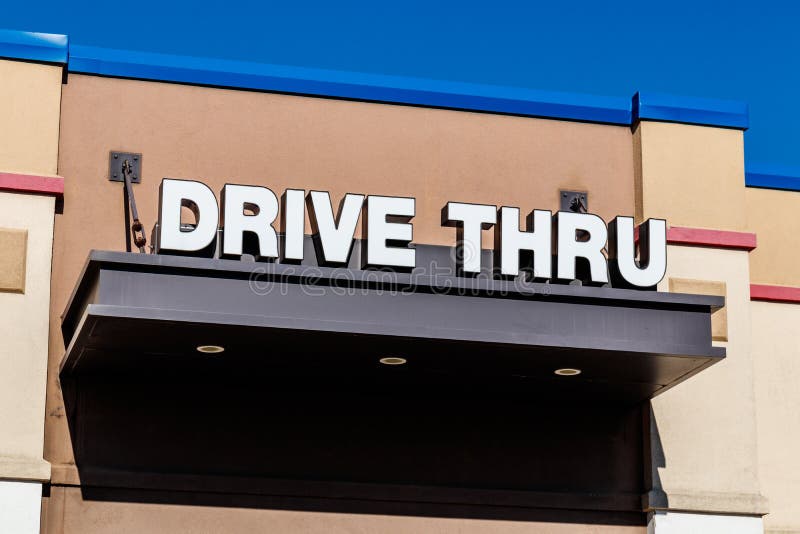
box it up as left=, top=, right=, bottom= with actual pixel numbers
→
left=61, top=369, right=649, bottom=526
left=645, top=405, right=668, bottom=510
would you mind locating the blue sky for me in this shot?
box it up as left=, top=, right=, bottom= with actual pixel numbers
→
left=4, top=1, right=799, bottom=169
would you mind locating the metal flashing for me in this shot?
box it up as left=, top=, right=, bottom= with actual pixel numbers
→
left=0, top=29, right=67, bottom=64
left=67, top=44, right=632, bottom=124
left=632, top=91, right=749, bottom=130
left=746, top=163, right=800, bottom=192
left=0, top=28, right=751, bottom=129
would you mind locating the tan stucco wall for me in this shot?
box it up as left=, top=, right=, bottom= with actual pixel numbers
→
left=650, top=245, right=765, bottom=516
left=0, top=59, right=62, bottom=175
left=751, top=301, right=800, bottom=533
left=634, top=121, right=746, bottom=230
left=0, top=192, right=55, bottom=482
left=48, top=73, right=637, bottom=472
left=42, top=486, right=644, bottom=534
left=746, top=187, right=800, bottom=287
left=53, top=75, right=635, bottom=250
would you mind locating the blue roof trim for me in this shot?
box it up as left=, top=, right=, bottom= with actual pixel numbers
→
left=68, top=45, right=631, bottom=124
left=0, top=30, right=68, bottom=64
left=746, top=163, right=800, bottom=192
left=633, top=92, right=749, bottom=130
left=0, top=28, right=752, bottom=130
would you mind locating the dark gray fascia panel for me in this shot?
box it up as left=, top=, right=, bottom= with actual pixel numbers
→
left=60, top=249, right=724, bottom=402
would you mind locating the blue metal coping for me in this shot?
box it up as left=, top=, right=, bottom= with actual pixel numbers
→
left=1, top=27, right=750, bottom=130
left=633, top=92, right=749, bottom=130
left=0, top=29, right=68, bottom=64
left=68, top=45, right=632, bottom=124
left=746, top=163, right=800, bottom=192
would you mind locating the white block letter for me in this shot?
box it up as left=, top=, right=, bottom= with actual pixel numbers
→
left=307, top=191, right=364, bottom=265
left=442, top=202, right=496, bottom=274
left=157, top=178, right=219, bottom=255
left=363, top=195, right=416, bottom=269
left=554, top=211, right=608, bottom=284
left=497, top=207, right=552, bottom=279
left=281, top=189, right=306, bottom=262
left=221, top=184, right=279, bottom=259
left=608, top=217, right=666, bottom=287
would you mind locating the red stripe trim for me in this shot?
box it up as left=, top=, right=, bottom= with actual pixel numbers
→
left=634, top=225, right=757, bottom=251
left=750, top=284, right=800, bottom=303
left=0, top=172, right=64, bottom=197
left=667, top=226, right=757, bottom=251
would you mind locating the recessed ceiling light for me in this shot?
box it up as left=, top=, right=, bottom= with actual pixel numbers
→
left=554, top=368, right=581, bottom=376
left=379, top=356, right=407, bottom=366
left=197, top=345, right=225, bottom=354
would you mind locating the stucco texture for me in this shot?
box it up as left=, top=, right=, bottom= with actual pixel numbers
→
left=746, top=187, right=800, bottom=287
left=634, top=121, right=746, bottom=231
left=42, top=486, right=645, bottom=534
left=635, top=118, right=765, bottom=517
left=751, top=301, right=800, bottom=533
left=651, top=245, right=765, bottom=516
left=0, top=192, right=55, bottom=482
left=0, top=60, right=62, bottom=176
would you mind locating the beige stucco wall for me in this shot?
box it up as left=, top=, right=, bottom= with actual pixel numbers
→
left=751, top=301, right=800, bottom=533
left=0, top=191, right=55, bottom=482
left=636, top=119, right=765, bottom=517
left=634, top=121, right=746, bottom=230
left=0, top=58, right=62, bottom=486
left=649, top=245, right=765, bottom=516
left=746, top=187, right=800, bottom=287
left=746, top=185, right=800, bottom=533
left=0, top=59, right=62, bottom=175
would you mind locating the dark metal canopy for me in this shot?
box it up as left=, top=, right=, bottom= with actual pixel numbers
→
left=60, top=245, right=724, bottom=405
